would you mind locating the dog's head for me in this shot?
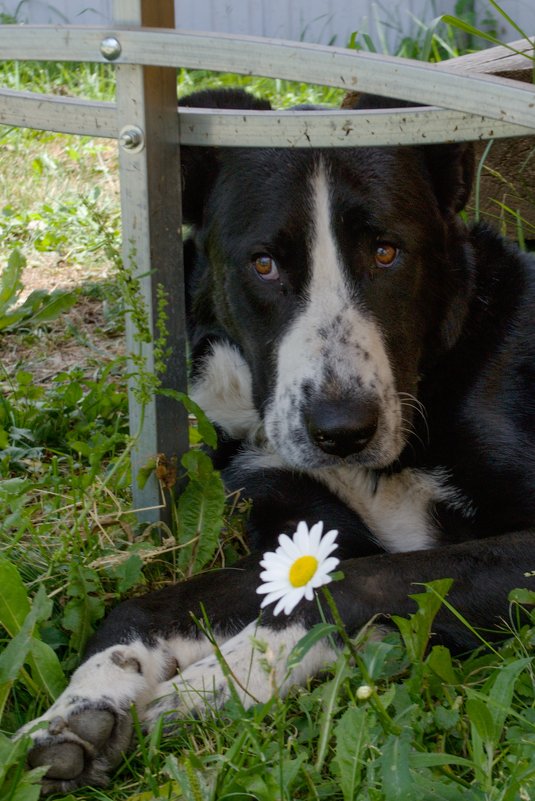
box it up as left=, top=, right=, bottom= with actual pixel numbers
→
left=181, top=89, right=475, bottom=469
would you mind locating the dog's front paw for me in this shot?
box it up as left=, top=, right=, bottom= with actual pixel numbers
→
left=22, top=701, right=132, bottom=794
left=18, top=642, right=160, bottom=793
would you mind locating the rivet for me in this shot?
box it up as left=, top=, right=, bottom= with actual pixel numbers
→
left=119, top=125, right=145, bottom=153
left=100, top=36, right=122, bottom=61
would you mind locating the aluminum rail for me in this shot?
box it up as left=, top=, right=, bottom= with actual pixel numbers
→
left=0, top=26, right=534, bottom=130
left=1, top=90, right=534, bottom=146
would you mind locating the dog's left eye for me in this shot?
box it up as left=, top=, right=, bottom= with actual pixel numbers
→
left=374, top=242, right=399, bottom=268
left=252, top=255, right=280, bottom=281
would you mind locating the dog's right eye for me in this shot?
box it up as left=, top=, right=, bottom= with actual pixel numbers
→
left=251, top=255, right=280, bottom=281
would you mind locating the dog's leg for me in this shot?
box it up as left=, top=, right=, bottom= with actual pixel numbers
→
left=144, top=619, right=337, bottom=727
left=22, top=533, right=535, bottom=792
left=20, top=557, right=264, bottom=794
left=134, top=531, right=535, bottom=728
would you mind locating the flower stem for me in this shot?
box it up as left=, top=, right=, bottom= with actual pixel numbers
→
left=320, top=586, right=401, bottom=736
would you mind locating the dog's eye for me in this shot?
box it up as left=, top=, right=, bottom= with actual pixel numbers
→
left=374, top=242, right=399, bottom=268
left=252, top=255, right=280, bottom=281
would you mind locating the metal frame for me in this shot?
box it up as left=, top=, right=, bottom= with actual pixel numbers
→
left=0, top=1, right=533, bottom=521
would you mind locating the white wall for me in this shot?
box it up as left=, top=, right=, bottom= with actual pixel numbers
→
left=0, top=0, right=533, bottom=49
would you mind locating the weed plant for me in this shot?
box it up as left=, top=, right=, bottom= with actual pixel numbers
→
left=0, top=3, right=534, bottom=799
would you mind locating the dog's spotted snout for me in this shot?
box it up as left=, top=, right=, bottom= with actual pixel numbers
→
left=306, top=396, right=379, bottom=457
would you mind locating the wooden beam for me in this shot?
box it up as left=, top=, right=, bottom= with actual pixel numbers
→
left=113, top=0, right=188, bottom=524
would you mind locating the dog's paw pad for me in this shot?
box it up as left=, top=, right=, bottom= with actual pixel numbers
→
left=28, top=741, right=85, bottom=780
left=67, top=708, right=116, bottom=748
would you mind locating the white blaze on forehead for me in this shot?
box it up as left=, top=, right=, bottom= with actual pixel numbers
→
left=264, top=159, right=402, bottom=468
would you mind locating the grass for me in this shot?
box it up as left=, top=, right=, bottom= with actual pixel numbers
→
left=1, top=6, right=535, bottom=800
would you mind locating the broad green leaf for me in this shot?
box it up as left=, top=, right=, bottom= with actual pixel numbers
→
left=28, top=638, right=66, bottom=700
left=0, top=559, right=31, bottom=636
left=408, top=770, right=482, bottom=801
left=163, top=755, right=205, bottom=801
left=1, top=760, right=48, bottom=801
left=0, top=584, right=63, bottom=709
left=181, top=448, right=217, bottom=483
left=0, top=732, right=48, bottom=794
left=426, top=645, right=459, bottom=684
left=160, top=389, right=218, bottom=448
left=467, top=658, right=532, bottom=747
left=22, top=289, right=77, bottom=325
left=332, top=705, right=368, bottom=800
left=380, top=729, right=413, bottom=801
left=0, top=618, right=34, bottom=685
left=466, top=697, right=495, bottom=746
left=392, top=578, right=453, bottom=663
left=509, top=587, right=535, bottom=605
left=124, top=783, right=181, bottom=801
left=177, top=454, right=226, bottom=575
left=108, top=554, right=144, bottom=593
left=409, top=752, right=474, bottom=770
left=287, top=622, right=339, bottom=671
left=62, top=564, right=105, bottom=653
left=0, top=249, right=25, bottom=312
left=315, top=655, right=353, bottom=770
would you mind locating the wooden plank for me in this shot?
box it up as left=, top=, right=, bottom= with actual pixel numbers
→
left=113, top=0, right=188, bottom=523
left=435, top=37, right=534, bottom=79
left=437, top=37, right=535, bottom=239
left=0, top=26, right=534, bottom=129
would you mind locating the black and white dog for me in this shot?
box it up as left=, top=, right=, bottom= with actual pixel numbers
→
left=23, top=89, right=535, bottom=792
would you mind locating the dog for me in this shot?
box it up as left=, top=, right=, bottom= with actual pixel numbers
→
left=21, top=88, right=535, bottom=793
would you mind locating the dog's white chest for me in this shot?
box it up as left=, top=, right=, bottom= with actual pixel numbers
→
left=316, top=466, right=471, bottom=552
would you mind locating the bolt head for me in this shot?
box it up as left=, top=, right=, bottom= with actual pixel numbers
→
left=118, top=125, right=145, bottom=153
left=100, top=36, right=122, bottom=61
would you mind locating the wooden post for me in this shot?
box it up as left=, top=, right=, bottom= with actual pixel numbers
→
left=112, top=0, right=188, bottom=524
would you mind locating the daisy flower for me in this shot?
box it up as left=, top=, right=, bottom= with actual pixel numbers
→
left=256, top=521, right=340, bottom=616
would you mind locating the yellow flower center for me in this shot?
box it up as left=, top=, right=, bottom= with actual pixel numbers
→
left=289, top=555, right=318, bottom=587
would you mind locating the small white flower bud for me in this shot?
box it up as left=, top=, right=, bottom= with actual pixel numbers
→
left=356, top=684, right=373, bottom=701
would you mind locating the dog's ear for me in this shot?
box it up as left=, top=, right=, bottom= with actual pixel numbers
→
left=178, top=89, right=272, bottom=225
left=419, top=141, right=475, bottom=215
left=345, top=92, right=475, bottom=216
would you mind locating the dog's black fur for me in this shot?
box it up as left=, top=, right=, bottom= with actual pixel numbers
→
left=23, top=88, right=535, bottom=793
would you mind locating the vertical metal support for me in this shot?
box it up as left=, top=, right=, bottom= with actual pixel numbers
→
left=112, top=0, right=188, bottom=524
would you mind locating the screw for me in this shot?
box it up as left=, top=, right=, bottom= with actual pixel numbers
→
left=100, top=36, right=122, bottom=61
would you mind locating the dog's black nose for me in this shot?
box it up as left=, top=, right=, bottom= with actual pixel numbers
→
left=306, top=398, right=379, bottom=457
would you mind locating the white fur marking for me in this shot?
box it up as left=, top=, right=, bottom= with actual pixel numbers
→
left=145, top=621, right=337, bottom=721
left=190, top=341, right=260, bottom=439
left=317, top=465, right=474, bottom=552
left=263, top=161, right=402, bottom=469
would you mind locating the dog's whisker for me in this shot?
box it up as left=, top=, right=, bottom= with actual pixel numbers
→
left=399, top=392, right=430, bottom=445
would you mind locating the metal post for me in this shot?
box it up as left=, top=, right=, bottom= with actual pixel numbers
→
left=111, top=0, right=188, bottom=525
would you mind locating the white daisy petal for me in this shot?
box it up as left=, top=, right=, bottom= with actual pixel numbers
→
left=318, top=556, right=340, bottom=575
left=308, top=520, right=324, bottom=549
left=273, top=595, right=289, bottom=616
left=310, top=573, right=333, bottom=591
left=277, top=533, right=301, bottom=560
left=316, top=529, right=339, bottom=560
left=260, top=588, right=289, bottom=608
left=294, top=520, right=312, bottom=551
left=257, top=580, right=291, bottom=595
left=303, top=585, right=315, bottom=601
left=260, top=552, right=285, bottom=568
left=281, top=587, right=305, bottom=615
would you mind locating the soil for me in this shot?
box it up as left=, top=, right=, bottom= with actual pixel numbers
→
left=0, top=254, right=124, bottom=385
